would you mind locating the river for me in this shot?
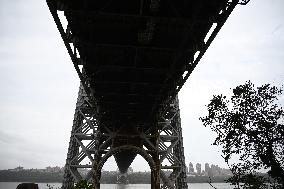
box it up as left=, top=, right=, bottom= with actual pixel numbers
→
left=0, top=182, right=236, bottom=189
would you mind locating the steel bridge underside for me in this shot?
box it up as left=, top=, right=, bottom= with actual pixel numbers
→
left=46, top=0, right=247, bottom=187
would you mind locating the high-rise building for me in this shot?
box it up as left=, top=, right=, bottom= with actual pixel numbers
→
left=196, top=163, right=201, bottom=175
left=211, top=164, right=220, bottom=176
left=205, top=163, right=210, bottom=176
left=188, top=162, right=194, bottom=173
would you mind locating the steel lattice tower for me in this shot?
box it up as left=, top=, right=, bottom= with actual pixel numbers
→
left=62, top=84, right=188, bottom=188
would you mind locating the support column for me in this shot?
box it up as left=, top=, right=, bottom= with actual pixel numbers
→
left=172, top=99, right=188, bottom=189
left=151, top=126, right=161, bottom=189
left=62, top=84, right=100, bottom=189
left=158, top=97, right=188, bottom=189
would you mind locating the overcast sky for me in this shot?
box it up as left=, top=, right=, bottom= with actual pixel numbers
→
left=0, top=0, right=283, bottom=172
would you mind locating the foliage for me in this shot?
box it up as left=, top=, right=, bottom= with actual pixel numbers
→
left=0, top=170, right=63, bottom=182
left=72, top=180, right=94, bottom=189
left=226, top=165, right=269, bottom=189
left=200, top=81, right=284, bottom=188
left=46, top=180, right=93, bottom=189
left=46, top=183, right=60, bottom=189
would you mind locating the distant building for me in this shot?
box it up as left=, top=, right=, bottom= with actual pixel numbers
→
left=78, top=168, right=89, bottom=175
left=195, top=163, right=201, bottom=175
left=220, top=168, right=232, bottom=176
left=29, top=168, right=40, bottom=173
left=188, top=162, right=194, bottom=173
left=45, top=166, right=63, bottom=173
left=8, top=166, right=24, bottom=172
left=211, top=164, right=220, bottom=176
left=128, top=167, right=133, bottom=174
left=205, top=163, right=210, bottom=176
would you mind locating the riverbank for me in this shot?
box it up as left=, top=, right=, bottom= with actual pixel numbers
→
left=0, top=182, right=237, bottom=189
left=0, top=170, right=231, bottom=184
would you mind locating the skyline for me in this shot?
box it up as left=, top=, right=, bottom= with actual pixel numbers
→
left=0, top=0, right=283, bottom=172
left=2, top=161, right=231, bottom=173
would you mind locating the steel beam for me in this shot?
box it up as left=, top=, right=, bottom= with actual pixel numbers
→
left=158, top=97, right=188, bottom=189
left=62, top=84, right=99, bottom=188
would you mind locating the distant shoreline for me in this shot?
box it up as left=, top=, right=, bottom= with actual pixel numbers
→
left=0, top=170, right=231, bottom=184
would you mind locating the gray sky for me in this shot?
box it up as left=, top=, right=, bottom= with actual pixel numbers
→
left=0, top=0, right=283, bottom=172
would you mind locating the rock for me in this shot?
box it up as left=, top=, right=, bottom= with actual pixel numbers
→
left=16, top=183, right=39, bottom=189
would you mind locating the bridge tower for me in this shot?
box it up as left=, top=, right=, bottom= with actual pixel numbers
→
left=61, top=84, right=188, bottom=189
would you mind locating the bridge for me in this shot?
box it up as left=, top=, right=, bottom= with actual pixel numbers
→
left=46, top=0, right=249, bottom=188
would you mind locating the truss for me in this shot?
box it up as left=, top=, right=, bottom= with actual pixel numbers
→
left=158, top=98, right=187, bottom=189
left=62, top=85, right=188, bottom=189
left=62, top=84, right=99, bottom=188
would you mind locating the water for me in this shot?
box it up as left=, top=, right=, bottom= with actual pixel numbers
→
left=0, top=182, right=236, bottom=189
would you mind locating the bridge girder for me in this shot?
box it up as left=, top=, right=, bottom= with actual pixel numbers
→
left=46, top=0, right=242, bottom=121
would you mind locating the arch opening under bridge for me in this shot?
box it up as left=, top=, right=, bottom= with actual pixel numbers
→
left=94, top=145, right=159, bottom=188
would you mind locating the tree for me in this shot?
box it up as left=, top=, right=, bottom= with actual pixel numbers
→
left=46, top=180, right=94, bottom=189
left=200, top=81, right=284, bottom=188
